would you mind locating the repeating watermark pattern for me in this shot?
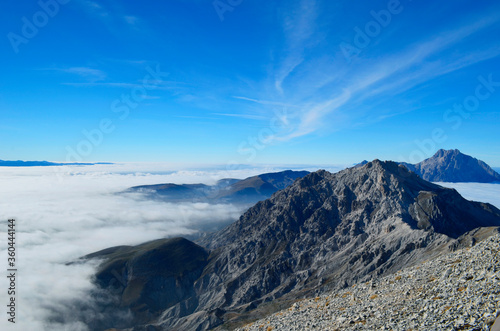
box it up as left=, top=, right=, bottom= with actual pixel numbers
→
left=443, top=74, right=500, bottom=130
left=7, top=0, right=71, bottom=54
left=187, top=107, right=293, bottom=208
left=65, top=64, right=168, bottom=163
left=6, top=219, right=17, bottom=324
left=213, top=0, right=243, bottom=22
left=400, top=73, right=499, bottom=164
left=340, top=0, right=406, bottom=63
left=235, top=107, right=291, bottom=163
left=52, top=64, right=169, bottom=181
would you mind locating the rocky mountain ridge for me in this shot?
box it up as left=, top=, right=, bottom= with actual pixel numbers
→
left=128, top=170, right=310, bottom=204
left=85, top=160, right=500, bottom=330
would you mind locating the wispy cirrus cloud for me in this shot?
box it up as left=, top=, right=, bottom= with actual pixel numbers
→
left=233, top=96, right=297, bottom=108
left=274, top=0, right=318, bottom=95
left=249, top=8, right=500, bottom=142
left=279, top=89, right=352, bottom=141
left=124, top=15, right=138, bottom=25
left=62, top=80, right=189, bottom=93
left=341, top=16, right=500, bottom=99
left=212, top=113, right=268, bottom=120
left=364, top=45, right=500, bottom=101
left=38, top=66, right=107, bottom=82
left=62, top=67, right=107, bottom=81
left=78, top=0, right=109, bottom=18
left=76, top=0, right=142, bottom=31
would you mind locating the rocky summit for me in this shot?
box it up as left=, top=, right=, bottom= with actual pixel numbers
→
left=85, top=160, right=500, bottom=330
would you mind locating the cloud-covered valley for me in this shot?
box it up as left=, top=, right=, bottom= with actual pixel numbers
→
left=0, top=164, right=287, bottom=330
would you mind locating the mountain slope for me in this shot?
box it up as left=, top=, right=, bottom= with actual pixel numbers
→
left=211, top=170, right=310, bottom=203
left=236, top=230, right=500, bottom=330
left=87, top=160, right=500, bottom=330
left=403, top=149, right=500, bottom=183
left=83, top=238, right=210, bottom=329
left=130, top=183, right=212, bottom=201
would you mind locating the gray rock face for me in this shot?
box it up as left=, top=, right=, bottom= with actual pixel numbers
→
left=87, top=160, right=500, bottom=330
left=402, top=149, right=500, bottom=183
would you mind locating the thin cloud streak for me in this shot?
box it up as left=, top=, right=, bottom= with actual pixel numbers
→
left=212, top=113, right=268, bottom=120
left=38, top=67, right=107, bottom=82
left=233, top=96, right=297, bottom=108
left=63, top=67, right=107, bottom=81
left=274, top=0, right=318, bottom=95
left=62, top=80, right=188, bottom=91
left=76, top=0, right=144, bottom=34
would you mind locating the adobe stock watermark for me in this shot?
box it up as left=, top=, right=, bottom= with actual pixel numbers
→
left=191, top=107, right=293, bottom=208
left=235, top=107, right=292, bottom=163
left=7, top=0, right=71, bottom=54
left=401, top=73, right=500, bottom=164
left=52, top=64, right=168, bottom=180
left=213, top=0, right=243, bottom=22
left=339, top=0, right=406, bottom=63
left=65, top=64, right=168, bottom=162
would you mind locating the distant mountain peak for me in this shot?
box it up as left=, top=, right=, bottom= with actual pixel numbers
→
left=411, top=149, right=500, bottom=183
left=353, top=150, right=499, bottom=183
left=353, top=160, right=369, bottom=168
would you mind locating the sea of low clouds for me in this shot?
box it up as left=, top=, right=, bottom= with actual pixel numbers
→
left=435, top=182, right=500, bottom=209
left=0, top=163, right=332, bottom=330
left=0, top=163, right=498, bottom=330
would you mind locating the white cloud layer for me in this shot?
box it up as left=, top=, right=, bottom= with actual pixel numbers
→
left=435, top=182, right=500, bottom=210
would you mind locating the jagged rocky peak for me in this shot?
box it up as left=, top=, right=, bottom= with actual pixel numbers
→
left=434, top=148, right=460, bottom=157
left=207, top=160, right=498, bottom=252
left=289, top=159, right=437, bottom=206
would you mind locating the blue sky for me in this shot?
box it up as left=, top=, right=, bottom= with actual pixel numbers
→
left=1, top=0, right=500, bottom=166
